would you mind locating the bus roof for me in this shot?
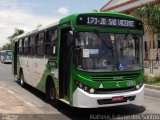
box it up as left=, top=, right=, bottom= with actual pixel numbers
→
left=0, top=50, right=12, bottom=52
left=12, top=20, right=59, bottom=41
left=59, top=11, right=138, bottom=24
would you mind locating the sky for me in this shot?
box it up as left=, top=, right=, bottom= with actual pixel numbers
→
left=0, top=0, right=109, bottom=47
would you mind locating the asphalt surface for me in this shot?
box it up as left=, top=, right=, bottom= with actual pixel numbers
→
left=0, top=62, right=160, bottom=120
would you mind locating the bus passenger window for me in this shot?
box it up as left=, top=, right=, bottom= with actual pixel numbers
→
left=29, top=35, right=36, bottom=56
left=38, top=32, right=44, bottom=44
left=37, top=32, right=45, bottom=56
left=18, top=39, right=24, bottom=55
left=51, top=30, right=58, bottom=42
left=45, top=29, right=58, bottom=56
left=24, top=37, right=29, bottom=55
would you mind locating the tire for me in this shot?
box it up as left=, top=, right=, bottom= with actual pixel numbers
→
left=46, top=81, right=58, bottom=106
left=20, top=71, right=25, bottom=88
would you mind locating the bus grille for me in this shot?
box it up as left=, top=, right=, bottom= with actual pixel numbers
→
left=91, top=73, right=139, bottom=81
left=95, top=86, right=136, bottom=94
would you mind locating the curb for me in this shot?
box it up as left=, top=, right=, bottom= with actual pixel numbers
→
left=145, top=84, right=160, bottom=90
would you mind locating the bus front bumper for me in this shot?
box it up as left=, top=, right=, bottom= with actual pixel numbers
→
left=73, top=85, right=144, bottom=108
left=4, top=60, right=12, bottom=63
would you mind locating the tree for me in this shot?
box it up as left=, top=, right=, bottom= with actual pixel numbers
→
left=8, top=28, right=24, bottom=42
left=135, top=3, right=160, bottom=49
left=1, top=28, right=25, bottom=51
left=36, top=24, right=42, bottom=28
left=1, top=43, right=12, bottom=50
left=92, top=10, right=99, bottom=12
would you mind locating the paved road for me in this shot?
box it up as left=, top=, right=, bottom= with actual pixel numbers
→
left=0, top=63, right=160, bottom=120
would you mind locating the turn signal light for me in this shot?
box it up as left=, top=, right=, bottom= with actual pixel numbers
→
left=74, top=80, right=95, bottom=94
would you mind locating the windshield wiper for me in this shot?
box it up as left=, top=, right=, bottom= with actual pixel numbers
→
left=94, top=29, right=113, bottom=49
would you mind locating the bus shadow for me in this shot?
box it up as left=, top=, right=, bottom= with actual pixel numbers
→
left=1, top=62, right=12, bottom=65
left=15, top=81, right=146, bottom=120
left=15, top=81, right=47, bottom=101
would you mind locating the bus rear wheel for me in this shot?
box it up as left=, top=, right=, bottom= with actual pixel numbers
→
left=20, top=71, right=25, bottom=88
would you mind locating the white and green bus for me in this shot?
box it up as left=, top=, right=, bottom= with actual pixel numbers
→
left=12, top=12, right=144, bottom=108
left=0, top=50, right=12, bottom=63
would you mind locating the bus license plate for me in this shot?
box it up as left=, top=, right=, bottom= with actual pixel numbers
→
left=112, top=96, right=124, bottom=102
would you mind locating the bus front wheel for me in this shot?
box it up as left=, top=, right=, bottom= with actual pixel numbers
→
left=46, top=81, right=58, bottom=106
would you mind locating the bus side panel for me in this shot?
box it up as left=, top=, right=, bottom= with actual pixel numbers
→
left=36, top=68, right=59, bottom=95
left=18, top=56, right=59, bottom=94
left=35, top=57, right=59, bottom=95
left=18, top=56, right=47, bottom=88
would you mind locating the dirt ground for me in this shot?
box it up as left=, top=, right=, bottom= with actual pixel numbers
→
left=0, top=84, right=41, bottom=114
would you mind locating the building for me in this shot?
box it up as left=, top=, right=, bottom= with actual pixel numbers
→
left=100, top=0, right=160, bottom=60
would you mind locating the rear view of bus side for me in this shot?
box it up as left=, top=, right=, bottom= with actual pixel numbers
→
left=12, top=12, right=144, bottom=108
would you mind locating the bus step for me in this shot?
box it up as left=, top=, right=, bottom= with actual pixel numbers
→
left=59, top=99, right=69, bottom=105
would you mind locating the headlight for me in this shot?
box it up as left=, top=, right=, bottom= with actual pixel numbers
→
left=140, top=81, right=143, bottom=86
left=136, top=81, right=143, bottom=90
left=84, top=86, right=89, bottom=91
left=75, top=80, right=95, bottom=94
left=136, top=85, right=140, bottom=89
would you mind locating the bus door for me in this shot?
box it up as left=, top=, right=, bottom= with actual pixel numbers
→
left=13, top=42, right=18, bottom=75
left=59, top=26, right=73, bottom=99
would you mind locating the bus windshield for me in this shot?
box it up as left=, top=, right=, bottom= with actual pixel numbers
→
left=7, top=51, right=12, bottom=56
left=74, top=32, right=143, bottom=72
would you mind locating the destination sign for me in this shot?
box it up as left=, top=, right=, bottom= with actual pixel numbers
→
left=77, top=15, right=143, bottom=29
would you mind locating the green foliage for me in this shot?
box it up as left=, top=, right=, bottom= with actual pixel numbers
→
left=2, top=28, right=24, bottom=51
left=144, top=75, right=160, bottom=84
left=1, top=43, right=12, bottom=50
left=92, top=10, right=99, bottom=12
left=136, top=3, right=160, bottom=33
left=8, top=28, right=24, bottom=42
left=37, top=24, right=42, bottom=28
